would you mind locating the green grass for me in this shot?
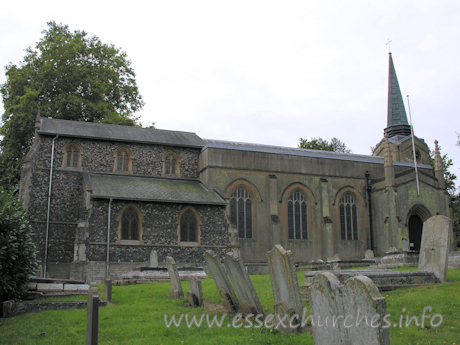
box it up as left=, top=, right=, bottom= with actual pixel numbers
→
left=1, top=270, right=459, bottom=345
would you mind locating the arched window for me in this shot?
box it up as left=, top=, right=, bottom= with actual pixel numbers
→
left=180, top=208, right=198, bottom=242
left=164, top=153, right=179, bottom=176
left=120, top=206, right=140, bottom=241
left=63, top=144, right=81, bottom=168
left=115, top=148, right=131, bottom=173
left=288, top=191, right=308, bottom=240
left=230, top=186, right=252, bottom=239
left=339, top=192, right=358, bottom=240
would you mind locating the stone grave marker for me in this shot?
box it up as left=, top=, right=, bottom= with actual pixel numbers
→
left=310, top=272, right=390, bottom=345
left=149, top=250, right=158, bottom=268
left=203, top=250, right=238, bottom=312
left=418, top=215, right=452, bottom=282
left=343, top=275, right=390, bottom=345
left=187, top=277, right=203, bottom=307
left=166, top=256, right=183, bottom=298
left=267, top=245, right=304, bottom=333
left=310, top=272, right=345, bottom=345
left=224, top=252, right=263, bottom=316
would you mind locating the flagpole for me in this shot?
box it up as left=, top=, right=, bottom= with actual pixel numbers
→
left=406, top=95, right=420, bottom=195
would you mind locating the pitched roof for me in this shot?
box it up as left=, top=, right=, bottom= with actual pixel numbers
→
left=38, top=117, right=205, bottom=148
left=88, top=174, right=226, bottom=205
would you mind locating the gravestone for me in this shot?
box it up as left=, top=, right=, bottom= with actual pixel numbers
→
left=86, top=283, right=99, bottom=345
left=267, top=245, right=304, bottom=333
left=310, top=272, right=390, bottom=345
left=224, top=252, right=264, bottom=316
left=310, top=272, right=345, bottom=345
left=104, top=279, right=112, bottom=303
left=149, top=250, right=158, bottom=268
left=418, top=215, right=452, bottom=282
left=203, top=250, right=238, bottom=312
left=166, top=256, right=183, bottom=298
left=187, top=277, right=203, bottom=307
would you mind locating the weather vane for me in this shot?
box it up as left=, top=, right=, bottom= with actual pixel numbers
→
left=386, top=38, right=392, bottom=53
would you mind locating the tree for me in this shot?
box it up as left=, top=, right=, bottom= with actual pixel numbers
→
left=0, top=21, right=144, bottom=189
left=298, top=137, right=352, bottom=153
left=430, top=142, right=457, bottom=197
left=0, top=187, right=38, bottom=303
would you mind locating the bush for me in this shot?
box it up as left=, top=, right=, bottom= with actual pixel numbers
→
left=0, top=187, right=38, bottom=302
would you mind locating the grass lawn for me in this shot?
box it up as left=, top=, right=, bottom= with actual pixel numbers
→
left=0, top=270, right=458, bottom=345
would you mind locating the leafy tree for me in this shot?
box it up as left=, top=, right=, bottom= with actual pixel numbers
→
left=430, top=142, right=457, bottom=197
left=0, top=187, right=38, bottom=303
left=298, top=137, right=352, bottom=153
left=0, top=21, right=144, bottom=189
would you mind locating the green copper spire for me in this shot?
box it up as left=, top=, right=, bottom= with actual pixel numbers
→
left=384, top=53, right=412, bottom=137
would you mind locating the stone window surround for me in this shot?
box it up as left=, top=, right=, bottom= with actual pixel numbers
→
left=162, top=152, right=180, bottom=177
left=177, top=206, right=201, bottom=246
left=62, top=143, right=82, bottom=169
left=280, top=183, right=316, bottom=243
left=113, top=147, right=133, bottom=174
left=335, top=188, right=362, bottom=241
left=117, top=204, right=143, bottom=244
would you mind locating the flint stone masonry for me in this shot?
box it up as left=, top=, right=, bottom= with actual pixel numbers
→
left=418, top=215, right=452, bottom=282
left=267, top=245, right=304, bottom=333
left=166, top=256, right=184, bottom=298
left=310, top=272, right=390, bottom=345
left=204, top=250, right=238, bottom=312
left=224, top=252, right=263, bottom=316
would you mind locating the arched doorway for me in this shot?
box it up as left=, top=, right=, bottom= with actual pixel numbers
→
left=406, top=204, right=432, bottom=252
left=408, top=214, right=423, bottom=251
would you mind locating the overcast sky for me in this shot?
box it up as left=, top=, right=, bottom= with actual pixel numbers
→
left=1, top=0, right=459, bottom=190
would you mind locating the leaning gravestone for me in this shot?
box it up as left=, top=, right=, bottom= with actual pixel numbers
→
left=418, top=215, right=452, bottom=283
left=166, top=256, right=183, bottom=298
left=187, top=277, right=203, bottom=307
left=224, top=252, right=264, bottom=316
left=310, top=272, right=390, bottom=345
left=267, top=245, right=304, bottom=334
left=204, top=251, right=238, bottom=312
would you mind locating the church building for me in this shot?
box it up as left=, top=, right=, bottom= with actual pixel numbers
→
left=19, top=54, right=452, bottom=282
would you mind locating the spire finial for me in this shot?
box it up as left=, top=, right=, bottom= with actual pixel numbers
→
left=386, top=38, right=392, bottom=53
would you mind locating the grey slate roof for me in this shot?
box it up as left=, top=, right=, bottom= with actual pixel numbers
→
left=203, top=139, right=433, bottom=169
left=387, top=53, right=409, bottom=128
left=88, top=174, right=226, bottom=205
left=38, top=117, right=205, bottom=148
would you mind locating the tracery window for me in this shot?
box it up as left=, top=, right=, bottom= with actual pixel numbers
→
left=339, top=192, right=358, bottom=240
left=120, top=206, right=140, bottom=241
left=64, top=144, right=81, bottom=168
left=164, top=153, right=178, bottom=176
left=287, top=191, right=308, bottom=240
left=230, top=186, right=252, bottom=239
left=180, top=208, right=198, bottom=242
left=115, top=148, right=131, bottom=173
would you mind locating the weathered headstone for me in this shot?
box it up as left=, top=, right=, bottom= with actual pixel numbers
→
left=187, top=277, right=203, bottom=307
left=166, top=256, right=183, bottom=298
left=267, top=245, right=304, bottom=333
left=343, top=275, right=390, bottom=345
left=365, top=249, right=375, bottom=259
left=310, top=272, right=390, bottom=345
left=104, top=279, right=112, bottom=303
left=310, top=272, right=345, bottom=345
left=401, top=239, right=409, bottom=252
left=203, top=250, right=238, bottom=312
left=224, top=252, right=263, bottom=316
left=418, top=215, right=452, bottom=282
left=86, top=283, right=99, bottom=345
left=149, top=250, right=158, bottom=268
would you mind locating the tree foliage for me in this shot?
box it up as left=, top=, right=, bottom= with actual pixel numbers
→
left=0, top=21, right=144, bottom=189
left=298, top=137, right=352, bottom=153
left=430, top=143, right=457, bottom=197
left=0, top=187, right=38, bottom=302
